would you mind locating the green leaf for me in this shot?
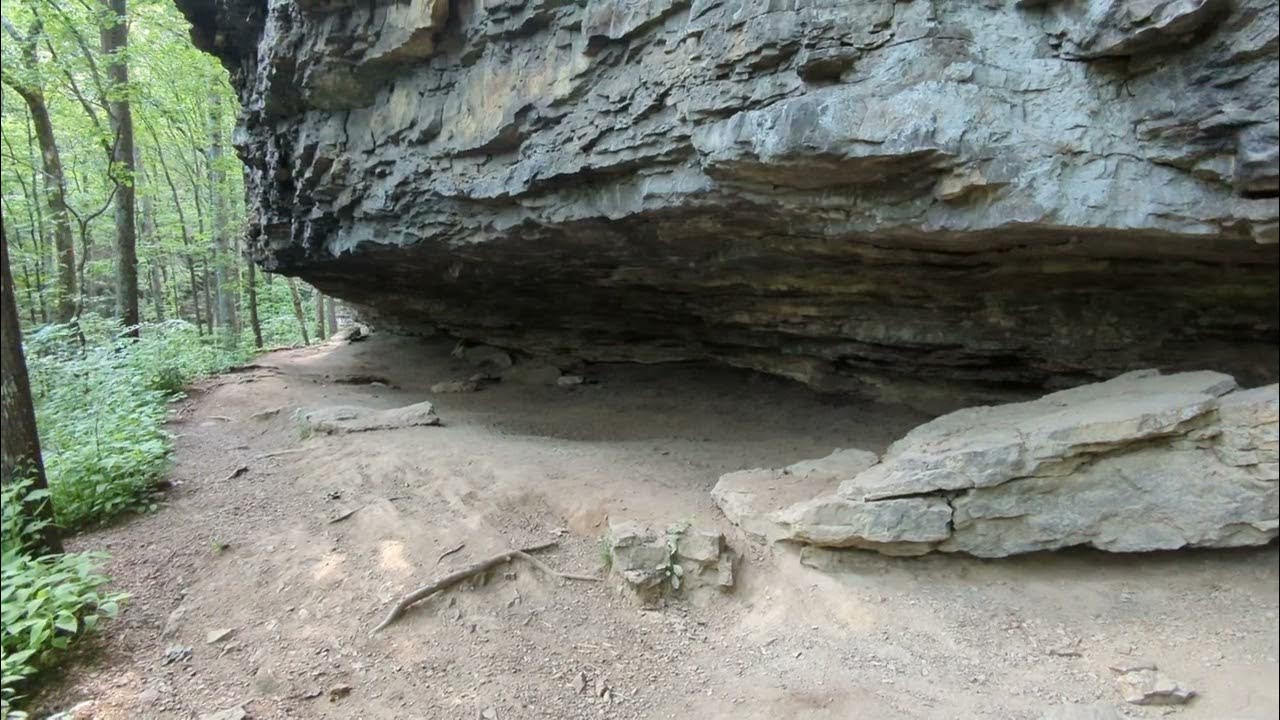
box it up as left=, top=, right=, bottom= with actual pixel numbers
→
left=54, top=612, right=78, bottom=634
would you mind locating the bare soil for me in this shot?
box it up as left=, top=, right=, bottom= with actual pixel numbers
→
left=35, top=335, right=1280, bottom=720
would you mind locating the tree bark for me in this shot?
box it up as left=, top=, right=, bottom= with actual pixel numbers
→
left=326, top=296, right=338, bottom=335
left=101, top=0, right=139, bottom=336
left=208, top=88, right=237, bottom=346
left=314, top=290, right=326, bottom=342
left=1, top=220, right=63, bottom=555
left=288, top=278, right=310, bottom=345
left=147, top=125, right=205, bottom=333
left=245, top=257, right=264, bottom=349
left=5, top=68, right=77, bottom=323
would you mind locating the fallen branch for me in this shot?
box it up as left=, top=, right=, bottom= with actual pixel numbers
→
left=328, top=507, right=361, bottom=524
left=255, top=448, right=308, bottom=460
left=514, top=551, right=601, bottom=583
left=435, top=542, right=466, bottom=565
left=372, top=540, right=597, bottom=635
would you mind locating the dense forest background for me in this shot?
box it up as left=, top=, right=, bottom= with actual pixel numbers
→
left=1, top=1, right=336, bottom=714
left=2, top=0, right=332, bottom=346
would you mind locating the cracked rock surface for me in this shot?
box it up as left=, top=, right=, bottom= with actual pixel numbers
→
left=715, top=370, right=1279, bottom=557
left=176, top=0, right=1278, bottom=404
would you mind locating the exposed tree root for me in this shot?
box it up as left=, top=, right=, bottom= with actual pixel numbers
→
left=371, top=540, right=598, bottom=635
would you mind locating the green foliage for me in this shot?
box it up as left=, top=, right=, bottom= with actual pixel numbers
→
left=1, top=481, right=126, bottom=719
left=24, top=315, right=249, bottom=528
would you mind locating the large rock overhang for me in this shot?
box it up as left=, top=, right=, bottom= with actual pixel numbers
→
left=175, top=0, right=1280, bottom=405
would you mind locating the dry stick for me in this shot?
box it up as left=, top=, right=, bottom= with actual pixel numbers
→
left=435, top=542, right=466, bottom=565
left=255, top=448, right=308, bottom=460
left=328, top=507, right=361, bottom=524
left=513, top=551, right=602, bottom=583
left=373, top=540, right=571, bottom=635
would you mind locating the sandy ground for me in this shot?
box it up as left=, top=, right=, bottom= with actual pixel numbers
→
left=33, top=334, right=1280, bottom=720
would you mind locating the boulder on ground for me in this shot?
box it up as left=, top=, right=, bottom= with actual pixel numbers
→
left=713, top=371, right=1278, bottom=557
left=300, top=401, right=441, bottom=434
left=606, top=520, right=735, bottom=604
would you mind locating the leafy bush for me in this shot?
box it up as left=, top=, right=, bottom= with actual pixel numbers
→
left=1, top=482, right=125, bottom=719
left=22, top=315, right=250, bottom=528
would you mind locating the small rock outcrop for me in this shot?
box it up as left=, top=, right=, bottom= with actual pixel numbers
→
left=606, top=520, right=735, bottom=604
left=714, top=371, right=1279, bottom=557
left=174, top=0, right=1278, bottom=406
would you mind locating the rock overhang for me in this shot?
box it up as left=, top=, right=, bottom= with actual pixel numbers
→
left=175, top=0, right=1280, bottom=405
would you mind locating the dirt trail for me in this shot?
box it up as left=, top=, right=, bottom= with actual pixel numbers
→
left=38, top=336, right=1280, bottom=720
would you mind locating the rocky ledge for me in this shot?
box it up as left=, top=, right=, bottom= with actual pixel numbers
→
left=177, top=0, right=1279, bottom=403
left=714, top=370, right=1278, bottom=557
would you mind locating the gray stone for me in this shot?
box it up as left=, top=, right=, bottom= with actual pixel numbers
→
left=775, top=495, right=952, bottom=556
left=431, top=379, right=479, bottom=393
left=1115, top=668, right=1196, bottom=705
left=205, top=628, right=235, bottom=644
left=737, top=371, right=1279, bottom=556
left=712, top=448, right=880, bottom=543
left=459, top=345, right=514, bottom=372
left=501, top=360, right=563, bottom=386
left=300, top=401, right=440, bottom=433
left=174, top=0, right=1279, bottom=407
left=605, top=521, right=668, bottom=591
left=606, top=520, right=735, bottom=598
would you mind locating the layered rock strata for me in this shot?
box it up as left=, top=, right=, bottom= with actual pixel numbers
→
left=177, top=0, right=1279, bottom=402
left=713, top=370, right=1279, bottom=557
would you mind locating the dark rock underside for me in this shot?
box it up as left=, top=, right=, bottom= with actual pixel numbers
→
left=175, top=0, right=1280, bottom=406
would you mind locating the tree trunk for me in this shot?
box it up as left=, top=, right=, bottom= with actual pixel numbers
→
left=1, top=220, right=63, bottom=555
left=24, top=114, right=50, bottom=324
left=288, top=278, right=310, bottom=345
left=208, top=88, right=237, bottom=346
left=326, top=296, right=338, bottom=335
left=10, top=87, right=77, bottom=324
left=148, top=263, right=165, bottom=322
left=245, top=257, right=264, bottom=349
left=202, top=257, right=215, bottom=332
left=314, top=290, right=326, bottom=342
left=148, top=128, right=205, bottom=333
left=138, top=157, right=164, bottom=323
left=101, top=0, right=139, bottom=336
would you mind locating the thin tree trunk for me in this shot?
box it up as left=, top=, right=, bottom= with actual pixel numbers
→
left=24, top=114, right=50, bottom=324
left=207, top=87, right=237, bottom=345
left=7, top=84, right=77, bottom=323
left=1, top=220, right=63, bottom=555
left=101, top=0, right=139, bottom=336
left=138, top=154, right=162, bottom=322
left=165, top=261, right=182, bottom=321
left=314, top=290, right=326, bottom=342
left=147, top=125, right=205, bottom=333
left=326, top=296, right=337, bottom=335
left=148, top=263, right=165, bottom=322
left=245, top=257, right=263, bottom=349
left=288, top=278, right=310, bottom=345
left=201, top=257, right=216, bottom=333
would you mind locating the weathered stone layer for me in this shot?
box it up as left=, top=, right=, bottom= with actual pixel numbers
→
left=177, top=0, right=1280, bottom=402
left=714, top=371, right=1279, bottom=557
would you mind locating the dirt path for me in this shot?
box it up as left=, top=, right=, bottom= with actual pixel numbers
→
left=37, top=336, right=1280, bottom=720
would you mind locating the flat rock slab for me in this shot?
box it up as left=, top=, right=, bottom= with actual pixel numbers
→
left=712, top=448, right=878, bottom=543
left=714, top=371, right=1279, bottom=557
left=301, top=401, right=441, bottom=434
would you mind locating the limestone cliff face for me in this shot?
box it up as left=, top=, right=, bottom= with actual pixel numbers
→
left=177, top=0, right=1280, bottom=404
